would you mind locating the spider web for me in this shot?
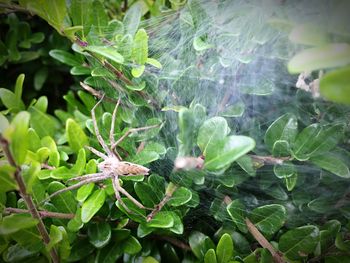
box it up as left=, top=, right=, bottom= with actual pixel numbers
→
left=72, top=0, right=350, bottom=235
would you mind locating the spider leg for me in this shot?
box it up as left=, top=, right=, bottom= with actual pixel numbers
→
left=111, top=124, right=160, bottom=152
left=111, top=175, right=133, bottom=214
left=91, top=94, right=113, bottom=156
left=116, top=183, right=152, bottom=210
left=85, top=146, right=108, bottom=159
left=67, top=172, right=105, bottom=182
left=41, top=173, right=110, bottom=204
left=109, top=98, right=123, bottom=160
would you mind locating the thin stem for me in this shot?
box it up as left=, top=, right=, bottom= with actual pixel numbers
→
left=152, top=235, right=191, bottom=251
left=245, top=218, right=285, bottom=263
left=0, top=136, right=59, bottom=263
left=249, top=155, right=292, bottom=165
left=80, top=82, right=119, bottom=103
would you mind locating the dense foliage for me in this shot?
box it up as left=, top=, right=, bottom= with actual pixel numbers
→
left=0, top=1, right=350, bottom=262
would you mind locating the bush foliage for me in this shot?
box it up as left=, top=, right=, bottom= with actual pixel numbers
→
left=0, top=1, right=350, bottom=262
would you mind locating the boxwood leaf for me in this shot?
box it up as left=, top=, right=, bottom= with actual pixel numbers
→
left=310, top=153, right=350, bottom=178
left=264, top=113, right=297, bottom=153
left=216, top=233, right=233, bottom=263
left=320, top=66, right=350, bottom=104
left=47, top=225, right=62, bottom=250
left=47, top=181, right=77, bottom=214
left=88, top=222, right=111, bottom=248
left=204, top=136, right=255, bottom=171
left=204, top=249, right=217, bottom=263
left=0, top=164, right=17, bottom=193
left=168, top=187, right=192, bottom=207
left=81, top=189, right=106, bottom=223
left=279, top=225, right=319, bottom=260
left=249, top=204, right=286, bottom=236
left=226, top=200, right=247, bottom=233
left=85, top=46, right=124, bottom=64
left=121, top=236, right=142, bottom=255
left=66, top=118, right=88, bottom=153
left=288, top=43, right=350, bottom=74
left=132, top=29, right=148, bottom=65
left=134, top=182, right=158, bottom=208
left=189, top=231, right=215, bottom=260
left=146, top=211, right=174, bottom=228
left=289, top=24, right=329, bottom=46
left=0, top=214, right=38, bottom=235
left=49, top=49, right=81, bottom=66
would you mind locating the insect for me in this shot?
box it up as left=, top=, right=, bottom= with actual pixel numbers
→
left=43, top=87, right=160, bottom=215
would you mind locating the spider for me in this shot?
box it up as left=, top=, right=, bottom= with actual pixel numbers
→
left=43, top=90, right=160, bottom=215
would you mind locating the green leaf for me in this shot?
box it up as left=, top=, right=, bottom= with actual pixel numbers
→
left=289, top=23, right=330, bottom=46
left=96, top=242, right=123, bottom=263
left=227, top=200, right=248, bottom=233
left=47, top=225, right=62, bottom=250
left=29, top=106, right=58, bottom=137
left=131, top=65, right=145, bottom=78
left=0, top=165, right=17, bottom=192
left=0, top=113, right=9, bottom=133
left=221, top=101, right=245, bottom=118
left=143, top=256, right=159, bottom=263
left=91, top=0, right=108, bottom=35
left=71, top=148, right=86, bottom=175
left=189, top=231, right=215, bottom=260
left=310, top=153, right=350, bottom=178
left=47, top=181, right=77, bottom=214
left=193, top=36, right=213, bottom=51
left=168, top=187, right=192, bottom=207
left=85, top=46, right=124, bottom=64
left=121, top=236, right=142, bottom=254
left=14, top=73, right=24, bottom=102
left=249, top=204, right=286, bottom=236
left=264, top=113, right=297, bottom=154
left=197, top=117, right=230, bottom=156
left=2, top=243, right=37, bottom=262
left=81, top=189, right=106, bottom=223
left=320, top=66, right=350, bottom=104
left=49, top=49, right=81, bottom=66
left=76, top=183, right=94, bottom=203
left=5, top=111, right=30, bottom=164
left=131, top=150, right=159, bottom=165
left=132, top=29, right=148, bottom=65
left=204, top=249, right=217, bottom=263
left=0, top=88, right=24, bottom=112
left=66, top=118, right=88, bottom=153
left=216, top=233, right=233, bottom=263
left=146, top=58, right=162, bottom=69
left=292, top=124, right=344, bottom=160
left=67, top=208, right=83, bottom=232
left=273, top=162, right=296, bottom=179
left=134, top=182, right=158, bottom=208
left=279, top=225, right=319, bottom=260
left=69, top=0, right=93, bottom=37
left=288, top=43, right=350, bottom=74
left=204, top=136, right=255, bottom=171
left=123, top=4, right=141, bottom=36
left=146, top=211, right=174, bottom=228
left=0, top=214, right=38, bottom=235
left=88, top=222, right=111, bottom=248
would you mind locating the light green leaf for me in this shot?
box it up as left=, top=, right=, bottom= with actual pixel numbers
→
left=123, top=4, right=141, bottom=36
left=91, top=0, right=108, bottom=35
left=146, top=58, right=162, bottom=69
left=193, top=36, right=213, bottom=51
left=132, top=29, right=148, bottom=65
left=66, top=118, right=88, bottom=153
left=131, top=65, right=145, bottom=78
left=0, top=214, right=38, bottom=235
left=47, top=181, right=77, bottom=214
left=204, top=136, right=255, bottom=171
left=146, top=211, right=174, bottom=228
left=168, top=187, right=192, bottom=207
left=197, top=117, right=230, bottom=156
left=216, top=233, right=233, bottom=263
left=121, top=236, right=142, bottom=255
left=204, top=249, right=217, bottom=263
left=81, top=189, right=106, bottom=223
left=0, top=165, right=17, bottom=193
left=189, top=231, right=215, bottom=260
left=85, top=46, right=124, bottom=64
left=0, top=113, right=9, bottom=133
left=47, top=225, right=62, bottom=250
left=14, top=73, right=24, bottom=102
left=0, top=88, right=24, bottom=112
left=69, top=0, right=93, bottom=37
left=320, top=66, right=350, bottom=104
left=76, top=183, right=95, bottom=203
left=289, top=24, right=329, bottom=46
left=288, top=43, right=350, bottom=74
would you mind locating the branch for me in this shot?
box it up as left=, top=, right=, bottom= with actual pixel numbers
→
left=245, top=218, right=285, bottom=263
left=249, top=155, right=292, bottom=165
left=5, top=208, right=75, bottom=219
left=0, top=136, right=59, bottom=263
left=152, top=235, right=191, bottom=251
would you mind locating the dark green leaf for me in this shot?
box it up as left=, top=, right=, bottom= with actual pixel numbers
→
left=0, top=214, right=38, bottom=235
left=121, top=236, right=142, bottom=254
left=227, top=200, right=247, bottom=233
left=168, top=187, right=192, bottom=207
left=310, top=153, right=350, bottom=178
left=49, top=49, right=81, bottom=66
left=189, top=231, right=215, bottom=260
left=88, top=222, right=111, bottom=248
left=279, top=225, right=319, bottom=260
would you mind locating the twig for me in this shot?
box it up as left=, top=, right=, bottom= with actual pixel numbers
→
left=0, top=136, right=59, bottom=263
left=245, top=218, right=285, bottom=263
left=80, top=82, right=119, bottom=103
left=249, top=155, right=292, bottom=165
left=0, top=3, right=31, bottom=14
left=5, top=207, right=75, bottom=219
left=152, top=235, right=191, bottom=251
left=146, top=182, right=178, bottom=222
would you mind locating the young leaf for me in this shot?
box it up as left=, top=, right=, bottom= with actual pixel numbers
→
left=81, top=189, right=106, bottom=223
left=47, top=181, right=77, bottom=214
left=216, top=233, right=233, bottom=263
left=132, top=29, right=148, bottom=65
left=85, top=46, right=124, bottom=64
left=66, top=118, right=88, bottom=153
left=189, top=231, right=215, bottom=260
left=123, top=4, right=141, bottom=36
left=204, top=249, right=217, bottom=263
